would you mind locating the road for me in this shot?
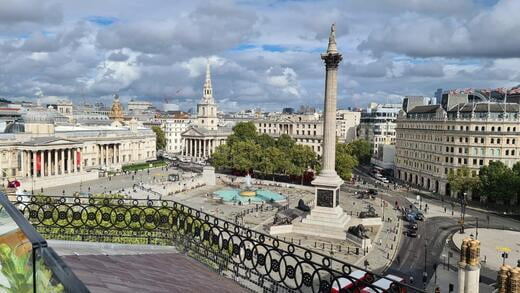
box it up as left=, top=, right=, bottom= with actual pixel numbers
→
left=353, top=167, right=520, bottom=289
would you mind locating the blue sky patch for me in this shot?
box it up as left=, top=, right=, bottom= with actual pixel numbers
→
left=87, top=16, right=118, bottom=26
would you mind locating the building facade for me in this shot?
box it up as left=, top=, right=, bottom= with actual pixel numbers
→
left=0, top=108, right=156, bottom=189
left=163, top=117, right=190, bottom=154
left=358, top=103, right=401, bottom=155
left=395, top=103, right=520, bottom=198
left=181, top=61, right=231, bottom=160
left=336, top=110, right=360, bottom=143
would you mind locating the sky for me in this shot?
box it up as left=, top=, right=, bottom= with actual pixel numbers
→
left=0, top=0, right=519, bottom=111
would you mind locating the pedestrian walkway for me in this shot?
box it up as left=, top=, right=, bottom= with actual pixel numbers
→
left=452, top=228, right=520, bottom=272
left=354, top=199, right=402, bottom=274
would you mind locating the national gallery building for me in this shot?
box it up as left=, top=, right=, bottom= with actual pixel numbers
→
left=0, top=107, right=156, bottom=189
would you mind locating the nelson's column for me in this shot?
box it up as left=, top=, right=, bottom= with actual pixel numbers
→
left=298, top=24, right=351, bottom=239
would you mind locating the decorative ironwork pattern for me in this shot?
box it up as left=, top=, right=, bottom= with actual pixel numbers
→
left=15, top=195, right=421, bottom=293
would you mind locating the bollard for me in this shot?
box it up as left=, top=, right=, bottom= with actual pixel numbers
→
left=387, top=253, right=390, bottom=259
left=291, top=237, right=293, bottom=243
left=314, top=241, right=317, bottom=248
left=356, top=247, right=359, bottom=255
left=322, top=243, right=325, bottom=250
left=338, top=245, right=341, bottom=252
left=394, top=235, right=396, bottom=241
left=299, top=239, right=301, bottom=245
left=391, top=244, right=393, bottom=250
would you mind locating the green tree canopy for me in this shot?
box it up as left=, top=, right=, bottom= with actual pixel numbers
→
left=336, top=143, right=359, bottom=180
left=276, top=134, right=296, bottom=151
left=479, top=161, right=515, bottom=201
left=229, top=140, right=260, bottom=172
left=447, top=166, right=480, bottom=197
left=230, top=122, right=257, bottom=142
left=347, top=139, right=372, bottom=165
left=255, top=134, right=276, bottom=149
left=151, top=126, right=166, bottom=150
left=210, top=144, right=231, bottom=169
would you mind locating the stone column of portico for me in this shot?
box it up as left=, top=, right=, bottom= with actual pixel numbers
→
left=20, top=151, right=25, bottom=177
left=46, top=150, right=51, bottom=176
left=60, top=149, right=65, bottom=175
left=67, top=149, right=72, bottom=173
left=104, top=145, right=108, bottom=166
left=73, top=148, right=77, bottom=173
left=54, top=150, right=58, bottom=176
left=40, top=151, right=45, bottom=177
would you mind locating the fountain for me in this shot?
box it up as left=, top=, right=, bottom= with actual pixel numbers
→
left=214, top=174, right=286, bottom=204
left=239, top=174, right=257, bottom=197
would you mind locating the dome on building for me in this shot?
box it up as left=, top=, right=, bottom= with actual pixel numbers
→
left=23, top=108, right=56, bottom=124
left=4, top=120, right=25, bottom=133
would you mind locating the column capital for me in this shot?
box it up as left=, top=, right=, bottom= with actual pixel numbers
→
left=321, top=53, right=342, bottom=69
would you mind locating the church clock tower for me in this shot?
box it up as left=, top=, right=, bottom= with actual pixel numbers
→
left=197, top=61, right=218, bottom=131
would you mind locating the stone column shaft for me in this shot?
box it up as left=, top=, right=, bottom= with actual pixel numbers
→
left=47, top=150, right=51, bottom=176
left=40, top=151, right=44, bottom=177
left=54, top=150, right=58, bottom=175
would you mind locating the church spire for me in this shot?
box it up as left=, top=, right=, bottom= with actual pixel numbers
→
left=326, top=24, right=338, bottom=54
left=202, top=59, right=213, bottom=101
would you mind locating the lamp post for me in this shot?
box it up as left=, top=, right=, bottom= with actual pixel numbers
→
left=460, top=192, right=467, bottom=233
left=423, top=243, right=428, bottom=289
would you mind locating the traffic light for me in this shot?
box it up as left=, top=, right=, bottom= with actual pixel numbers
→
left=422, top=272, right=427, bottom=283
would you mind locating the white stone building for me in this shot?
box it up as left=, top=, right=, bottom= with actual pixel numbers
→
left=0, top=108, right=156, bottom=189
left=336, top=110, right=360, bottom=143
left=181, top=61, right=232, bottom=160
left=395, top=102, right=520, bottom=199
left=162, top=118, right=190, bottom=154
left=358, top=103, right=401, bottom=155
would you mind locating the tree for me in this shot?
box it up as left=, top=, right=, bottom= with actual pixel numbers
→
left=255, top=134, right=276, bottom=149
left=512, top=162, right=520, bottom=206
left=347, top=139, right=372, bottom=165
left=447, top=166, right=480, bottom=198
left=211, top=144, right=231, bottom=169
left=336, top=143, right=358, bottom=180
left=479, top=161, right=514, bottom=202
left=229, top=140, right=260, bottom=172
left=231, top=122, right=257, bottom=142
left=276, top=134, right=296, bottom=152
left=257, top=147, right=287, bottom=179
left=151, top=126, right=166, bottom=150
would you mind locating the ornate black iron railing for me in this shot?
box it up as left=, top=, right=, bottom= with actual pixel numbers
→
left=14, top=195, right=423, bottom=293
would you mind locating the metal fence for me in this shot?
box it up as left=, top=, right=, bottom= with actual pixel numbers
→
left=14, top=195, right=423, bottom=293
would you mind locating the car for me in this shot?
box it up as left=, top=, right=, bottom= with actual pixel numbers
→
left=368, top=189, right=378, bottom=195
left=415, top=213, right=425, bottom=221
left=407, top=230, right=418, bottom=237
left=405, top=212, right=416, bottom=222
left=408, top=222, right=418, bottom=230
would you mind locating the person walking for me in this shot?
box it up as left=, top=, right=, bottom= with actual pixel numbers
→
left=409, top=276, right=414, bottom=284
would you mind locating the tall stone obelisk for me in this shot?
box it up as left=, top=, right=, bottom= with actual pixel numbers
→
left=297, top=24, right=350, bottom=239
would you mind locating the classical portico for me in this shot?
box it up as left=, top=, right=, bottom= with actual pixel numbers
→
left=181, top=130, right=227, bottom=159
left=19, top=138, right=84, bottom=178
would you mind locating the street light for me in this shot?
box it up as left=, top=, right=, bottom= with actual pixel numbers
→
left=423, top=243, right=428, bottom=289
left=460, top=192, right=467, bottom=234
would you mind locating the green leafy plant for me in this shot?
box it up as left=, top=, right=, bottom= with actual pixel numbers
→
left=0, top=244, right=64, bottom=293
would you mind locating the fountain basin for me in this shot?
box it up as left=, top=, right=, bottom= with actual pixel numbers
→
left=214, top=188, right=286, bottom=204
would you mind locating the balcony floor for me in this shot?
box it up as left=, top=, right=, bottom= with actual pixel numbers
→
left=50, top=241, right=246, bottom=293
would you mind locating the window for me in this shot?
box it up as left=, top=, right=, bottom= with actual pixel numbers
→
left=475, top=126, right=479, bottom=131
left=479, top=159, right=483, bottom=165
left=492, top=126, right=495, bottom=131
left=506, top=150, right=509, bottom=155
left=498, top=139, right=501, bottom=144
left=473, top=159, right=477, bottom=165
left=481, top=126, right=485, bottom=131
left=498, top=127, right=502, bottom=131
left=481, top=138, right=484, bottom=143
left=474, top=137, right=478, bottom=143
left=513, top=150, right=516, bottom=156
